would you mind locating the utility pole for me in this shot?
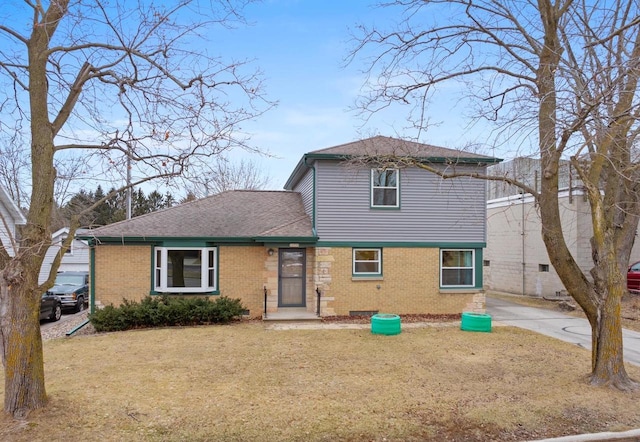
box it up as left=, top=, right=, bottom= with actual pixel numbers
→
left=126, top=142, right=132, bottom=220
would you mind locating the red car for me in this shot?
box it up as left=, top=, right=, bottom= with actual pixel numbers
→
left=628, top=261, right=640, bottom=294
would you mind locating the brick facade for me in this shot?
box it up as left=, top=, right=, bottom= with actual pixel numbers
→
left=314, top=246, right=482, bottom=316
left=93, top=244, right=483, bottom=317
left=94, top=245, right=151, bottom=308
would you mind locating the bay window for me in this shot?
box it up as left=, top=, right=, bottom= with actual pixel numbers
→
left=154, top=247, right=217, bottom=293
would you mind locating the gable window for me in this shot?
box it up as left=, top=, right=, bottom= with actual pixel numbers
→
left=353, top=248, right=382, bottom=276
left=371, top=169, right=399, bottom=207
left=154, top=247, right=217, bottom=293
left=60, top=235, right=72, bottom=254
left=440, top=249, right=474, bottom=287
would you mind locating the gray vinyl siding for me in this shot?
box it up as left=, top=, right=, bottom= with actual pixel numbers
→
left=315, top=160, right=487, bottom=243
left=292, top=167, right=314, bottom=221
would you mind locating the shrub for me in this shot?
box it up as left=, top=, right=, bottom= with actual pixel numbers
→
left=89, top=295, right=246, bottom=332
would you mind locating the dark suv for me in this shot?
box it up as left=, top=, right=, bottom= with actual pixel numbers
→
left=47, top=271, right=89, bottom=312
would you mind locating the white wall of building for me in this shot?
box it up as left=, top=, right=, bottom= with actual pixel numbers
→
left=38, top=228, right=90, bottom=284
left=0, top=186, right=26, bottom=257
left=485, top=189, right=640, bottom=297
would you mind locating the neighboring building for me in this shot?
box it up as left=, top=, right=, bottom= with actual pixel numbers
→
left=38, top=227, right=90, bottom=284
left=85, top=136, right=499, bottom=318
left=484, top=158, right=640, bottom=298
left=0, top=186, right=26, bottom=257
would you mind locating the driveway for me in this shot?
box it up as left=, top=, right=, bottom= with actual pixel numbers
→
left=486, top=296, right=640, bottom=366
left=40, top=309, right=85, bottom=332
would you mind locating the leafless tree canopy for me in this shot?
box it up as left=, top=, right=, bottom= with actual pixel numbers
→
left=181, top=156, right=273, bottom=197
left=351, top=0, right=640, bottom=157
left=0, top=0, right=272, bottom=193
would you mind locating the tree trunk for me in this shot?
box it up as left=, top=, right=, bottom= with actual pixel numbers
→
left=0, top=15, right=58, bottom=417
left=1, top=272, right=47, bottom=417
left=589, top=279, right=638, bottom=389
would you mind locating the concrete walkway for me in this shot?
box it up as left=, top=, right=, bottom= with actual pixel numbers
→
left=487, top=296, right=640, bottom=366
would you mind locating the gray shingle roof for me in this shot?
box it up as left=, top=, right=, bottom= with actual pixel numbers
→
left=310, top=135, right=494, bottom=159
left=285, top=135, right=499, bottom=190
left=88, top=190, right=314, bottom=241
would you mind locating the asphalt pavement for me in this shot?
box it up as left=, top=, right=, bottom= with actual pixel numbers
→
left=39, top=309, right=85, bottom=332
left=486, top=296, right=640, bottom=366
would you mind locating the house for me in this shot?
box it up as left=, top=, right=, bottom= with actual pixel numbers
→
left=0, top=185, right=26, bottom=257
left=484, top=158, right=640, bottom=297
left=85, top=136, right=500, bottom=318
left=38, top=227, right=90, bottom=284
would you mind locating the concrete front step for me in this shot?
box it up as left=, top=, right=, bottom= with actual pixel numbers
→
left=263, top=307, right=321, bottom=322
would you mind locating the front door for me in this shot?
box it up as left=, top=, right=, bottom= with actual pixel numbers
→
left=278, top=249, right=306, bottom=307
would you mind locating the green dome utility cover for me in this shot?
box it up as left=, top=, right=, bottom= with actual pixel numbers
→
left=371, top=313, right=401, bottom=335
left=461, top=312, right=492, bottom=332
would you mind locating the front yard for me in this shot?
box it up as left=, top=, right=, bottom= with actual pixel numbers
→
left=2, top=321, right=640, bottom=441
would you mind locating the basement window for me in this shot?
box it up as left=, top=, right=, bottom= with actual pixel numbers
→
left=539, top=264, right=550, bottom=272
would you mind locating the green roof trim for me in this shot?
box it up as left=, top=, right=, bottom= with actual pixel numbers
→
left=316, top=241, right=486, bottom=248
left=81, top=235, right=318, bottom=245
left=303, top=152, right=501, bottom=163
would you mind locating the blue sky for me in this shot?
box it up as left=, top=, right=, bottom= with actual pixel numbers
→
left=221, top=1, right=491, bottom=188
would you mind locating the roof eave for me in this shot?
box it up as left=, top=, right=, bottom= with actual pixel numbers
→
left=83, top=235, right=318, bottom=245
left=252, top=235, right=318, bottom=244
left=288, top=152, right=502, bottom=170
left=284, top=155, right=311, bottom=190
left=0, top=186, right=26, bottom=225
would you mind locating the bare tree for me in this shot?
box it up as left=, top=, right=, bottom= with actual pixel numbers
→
left=0, top=0, right=271, bottom=417
left=350, top=0, right=640, bottom=389
left=182, top=156, right=273, bottom=197
left=0, top=142, right=29, bottom=210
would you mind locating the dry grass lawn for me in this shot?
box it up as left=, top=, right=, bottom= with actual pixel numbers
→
left=2, top=321, right=640, bottom=441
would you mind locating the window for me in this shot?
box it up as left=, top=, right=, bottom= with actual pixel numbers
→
left=60, top=235, right=72, bottom=254
left=440, top=249, right=474, bottom=287
left=539, top=264, right=550, bottom=272
left=154, top=247, right=217, bottom=293
left=483, top=260, right=490, bottom=266
left=353, top=248, right=382, bottom=276
left=371, top=169, right=399, bottom=207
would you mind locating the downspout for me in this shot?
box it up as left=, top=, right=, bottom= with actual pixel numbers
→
left=303, top=156, right=319, bottom=316
left=67, top=239, right=95, bottom=336
left=521, top=191, right=526, bottom=296
left=89, top=240, right=96, bottom=314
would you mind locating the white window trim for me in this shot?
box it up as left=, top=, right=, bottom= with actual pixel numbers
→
left=440, top=249, right=475, bottom=288
left=154, top=246, right=217, bottom=293
left=353, top=248, right=382, bottom=276
left=371, top=169, right=399, bottom=208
